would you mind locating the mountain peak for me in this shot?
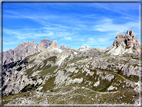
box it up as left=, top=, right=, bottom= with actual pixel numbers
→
left=126, top=30, right=135, bottom=36
left=51, top=40, right=58, bottom=48
left=39, top=39, right=52, bottom=50
left=108, top=30, right=140, bottom=55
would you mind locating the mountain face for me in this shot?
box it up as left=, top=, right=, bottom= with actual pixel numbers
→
left=2, top=39, right=52, bottom=65
left=2, top=30, right=141, bottom=105
left=38, top=39, right=52, bottom=50
left=107, top=30, right=140, bottom=55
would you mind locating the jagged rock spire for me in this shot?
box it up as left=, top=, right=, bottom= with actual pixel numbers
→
left=39, top=39, right=52, bottom=50
left=51, top=40, right=58, bottom=48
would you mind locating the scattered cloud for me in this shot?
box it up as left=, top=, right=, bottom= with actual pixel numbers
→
left=93, top=18, right=139, bottom=33
left=64, top=37, right=72, bottom=40
left=34, top=32, right=54, bottom=37
left=83, top=35, right=115, bottom=48
left=95, top=3, right=139, bottom=19
left=3, top=3, right=139, bottom=50
left=3, top=42, right=18, bottom=45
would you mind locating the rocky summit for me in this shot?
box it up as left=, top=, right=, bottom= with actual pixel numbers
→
left=39, top=39, right=52, bottom=50
left=107, top=30, right=140, bottom=55
left=51, top=40, right=58, bottom=48
left=1, top=30, right=141, bottom=105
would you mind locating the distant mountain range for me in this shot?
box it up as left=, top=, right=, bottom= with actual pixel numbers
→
left=2, top=30, right=141, bottom=65
left=1, top=30, right=141, bottom=105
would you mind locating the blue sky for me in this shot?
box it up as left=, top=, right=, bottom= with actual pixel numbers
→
left=3, top=3, right=140, bottom=51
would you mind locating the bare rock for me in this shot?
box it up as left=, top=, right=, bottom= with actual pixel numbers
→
left=39, top=39, right=52, bottom=50
left=2, top=39, right=52, bottom=65
left=108, top=30, right=140, bottom=55
left=60, top=44, right=68, bottom=50
left=51, top=40, right=58, bottom=48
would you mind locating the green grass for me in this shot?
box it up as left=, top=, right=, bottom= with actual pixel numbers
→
left=71, top=73, right=85, bottom=79
left=26, top=56, right=57, bottom=77
left=99, top=77, right=115, bottom=92
left=21, top=84, right=37, bottom=92
left=98, top=66, right=139, bottom=83
left=40, top=66, right=58, bottom=76
left=43, top=56, right=57, bottom=63
left=41, top=76, right=56, bottom=92
left=3, top=91, right=31, bottom=104
left=26, top=65, right=36, bottom=76
left=125, top=47, right=130, bottom=49
left=123, top=75, right=139, bottom=82
left=47, top=87, right=139, bottom=104
left=117, top=71, right=139, bottom=82
left=42, top=64, right=51, bottom=70
left=70, top=57, right=85, bottom=64
left=29, top=58, right=35, bottom=64
left=36, top=56, right=57, bottom=71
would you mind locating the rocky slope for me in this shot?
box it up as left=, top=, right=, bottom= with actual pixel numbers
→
left=1, top=30, right=141, bottom=105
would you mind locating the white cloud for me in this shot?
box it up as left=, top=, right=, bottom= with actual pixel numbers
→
left=93, top=18, right=139, bottom=33
left=64, top=37, right=72, bottom=40
left=3, top=42, right=18, bottom=45
left=78, top=39, right=84, bottom=41
left=98, top=38, right=108, bottom=42
left=34, top=32, right=54, bottom=37
left=83, top=36, right=114, bottom=48
left=83, top=37, right=96, bottom=46
left=95, top=3, right=139, bottom=19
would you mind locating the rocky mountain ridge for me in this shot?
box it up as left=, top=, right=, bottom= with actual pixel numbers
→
left=1, top=30, right=141, bottom=105
left=2, top=39, right=51, bottom=65
left=2, top=39, right=70, bottom=66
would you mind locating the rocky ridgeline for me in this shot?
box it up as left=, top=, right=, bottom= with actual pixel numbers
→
left=107, top=30, right=140, bottom=55
left=2, top=30, right=140, bottom=104
left=2, top=39, right=51, bottom=65
left=2, top=39, right=70, bottom=66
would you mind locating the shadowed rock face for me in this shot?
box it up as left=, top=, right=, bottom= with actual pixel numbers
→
left=39, top=39, right=52, bottom=50
left=113, top=30, right=139, bottom=49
